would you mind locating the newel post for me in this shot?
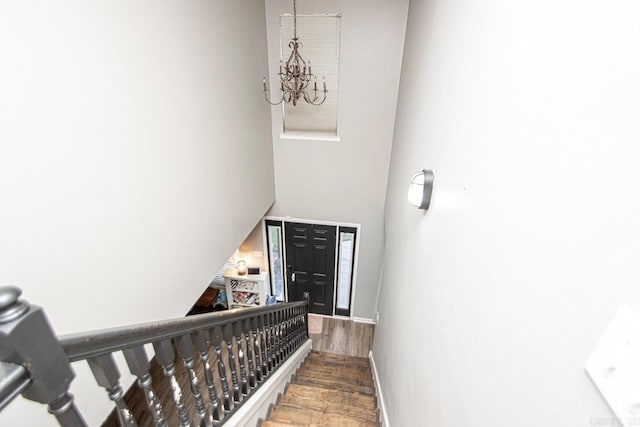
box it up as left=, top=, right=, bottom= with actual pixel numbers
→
left=303, top=292, right=310, bottom=338
left=0, top=286, right=87, bottom=426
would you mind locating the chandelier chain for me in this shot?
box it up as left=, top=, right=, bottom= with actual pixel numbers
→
left=293, top=0, right=297, bottom=40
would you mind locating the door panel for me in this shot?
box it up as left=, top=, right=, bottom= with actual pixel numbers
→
left=285, top=222, right=336, bottom=315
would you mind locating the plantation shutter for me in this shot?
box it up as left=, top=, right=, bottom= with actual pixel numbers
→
left=280, top=14, right=341, bottom=135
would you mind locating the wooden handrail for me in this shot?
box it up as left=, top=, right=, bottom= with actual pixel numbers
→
left=60, top=301, right=306, bottom=362
left=0, top=286, right=310, bottom=426
left=0, top=362, right=30, bottom=411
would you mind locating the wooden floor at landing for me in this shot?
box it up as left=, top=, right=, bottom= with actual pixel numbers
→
left=307, top=315, right=375, bottom=358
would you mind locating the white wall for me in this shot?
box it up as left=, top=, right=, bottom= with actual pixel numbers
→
left=240, top=222, right=269, bottom=271
left=373, top=0, right=640, bottom=425
left=0, top=1, right=273, bottom=424
left=264, top=0, right=409, bottom=319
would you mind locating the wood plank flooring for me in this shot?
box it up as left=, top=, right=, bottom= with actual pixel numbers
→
left=308, top=317, right=374, bottom=358
left=261, top=351, right=379, bottom=427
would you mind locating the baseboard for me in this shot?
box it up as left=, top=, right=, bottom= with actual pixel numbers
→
left=369, top=350, right=390, bottom=427
left=224, top=339, right=312, bottom=427
left=352, top=316, right=376, bottom=325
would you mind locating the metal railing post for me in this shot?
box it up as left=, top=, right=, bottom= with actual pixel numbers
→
left=0, top=286, right=87, bottom=427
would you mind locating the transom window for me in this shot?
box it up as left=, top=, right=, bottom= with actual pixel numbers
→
left=280, top=14, right=341, bottom=136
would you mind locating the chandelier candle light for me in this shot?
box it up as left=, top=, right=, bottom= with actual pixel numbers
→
left=263, top=0, right=328, bottom=106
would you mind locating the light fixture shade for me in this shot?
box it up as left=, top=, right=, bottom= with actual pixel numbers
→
left=408, top=169, right=434, bottom=210
left=236, top=260, right=248, bottom=275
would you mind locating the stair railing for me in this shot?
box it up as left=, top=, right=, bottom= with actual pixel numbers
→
left=0, top=286, right=309, bottom=426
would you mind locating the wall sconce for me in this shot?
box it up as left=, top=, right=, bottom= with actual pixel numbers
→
left=408, top=169, right=434, bottom=210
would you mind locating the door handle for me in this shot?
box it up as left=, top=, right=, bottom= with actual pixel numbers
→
left=286, top=265, right=294, bottom=283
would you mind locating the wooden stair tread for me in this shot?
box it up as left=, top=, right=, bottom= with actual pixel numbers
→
left=304, top=355, right=371, bottom=367
left=260, top=421, right=307, bottom=427
left=278, top=398, right=377, bottom=423
left=293, top=376, right=375, bottom=396
left=307, top=352, right=370, bottom=366
left=308, top=350, right=368, bottom=359
left=303, top=359, right=372, bottom=371
left=296, top=369, right=374, bottom=388
left=300, top=362, right=374, bottom=381
left=269, top=405, right=378, bottom=427
left=285, top=383, right=376, bottom=409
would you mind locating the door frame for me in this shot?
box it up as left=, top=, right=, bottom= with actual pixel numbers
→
left=262, top=216, right=361, bottom=318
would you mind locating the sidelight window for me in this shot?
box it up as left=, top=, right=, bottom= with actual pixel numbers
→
left=335, top=226, right=357, bottom=316
left=266, top=220, right=286, bottom=301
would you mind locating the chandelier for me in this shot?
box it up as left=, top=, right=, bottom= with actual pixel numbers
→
left=263, top=0, right=327, bottom=106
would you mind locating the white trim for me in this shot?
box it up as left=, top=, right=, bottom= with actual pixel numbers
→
left=264, top=220, right=286, bottom=301
left=265, top=216, right=360, bottom=229
left=332, top=226, right=340, bottom=316
left=261, top=219, right=271, bottom=296
left=352, top=316, right=376, bottom=325
left=280, top=220, right=289, bottom=302
left=260, top=219, right=269, bottom=281
left=224, top=339, right=312, bottom=427
left=279, top=132, right=341, bottom=143
left=305, top=313, right=375, bottom=325
left=281, top=12, right=342, bottom=18
left=264, top=216, right=362, bottom=319
left=334, top=226, right=357, bottom=317
left=348, top=225, right=361, bottom=318
left=308, top=313, right=349, bottom=321
left=369, top=351, right=391, bottom=427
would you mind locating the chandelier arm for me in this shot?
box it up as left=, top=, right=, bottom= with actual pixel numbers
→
left=264, top=91, right=284, bottom=105
left=305, top=89, right=328, bottom=106
left=302, top=89, right=319, bottom=104
left=263, top=77, right=284, bottom=105
left=293, top=43, right=305, bottom=60
left=287, top=43, right=297, bottom=64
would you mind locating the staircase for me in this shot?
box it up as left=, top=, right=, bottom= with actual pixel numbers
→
left=0, top=285, right=311, bottom=427
left=261, top=351, right=379, bottom=427
left=0, top=286, right=380, bottom=427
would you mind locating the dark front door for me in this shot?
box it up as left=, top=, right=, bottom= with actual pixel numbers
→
left=285, top=222, right=336, bottom=315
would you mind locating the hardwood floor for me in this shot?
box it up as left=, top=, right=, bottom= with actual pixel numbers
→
left=261, top=351, right=379, bottom=427
left=308, top=316, right=375, bottom=358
